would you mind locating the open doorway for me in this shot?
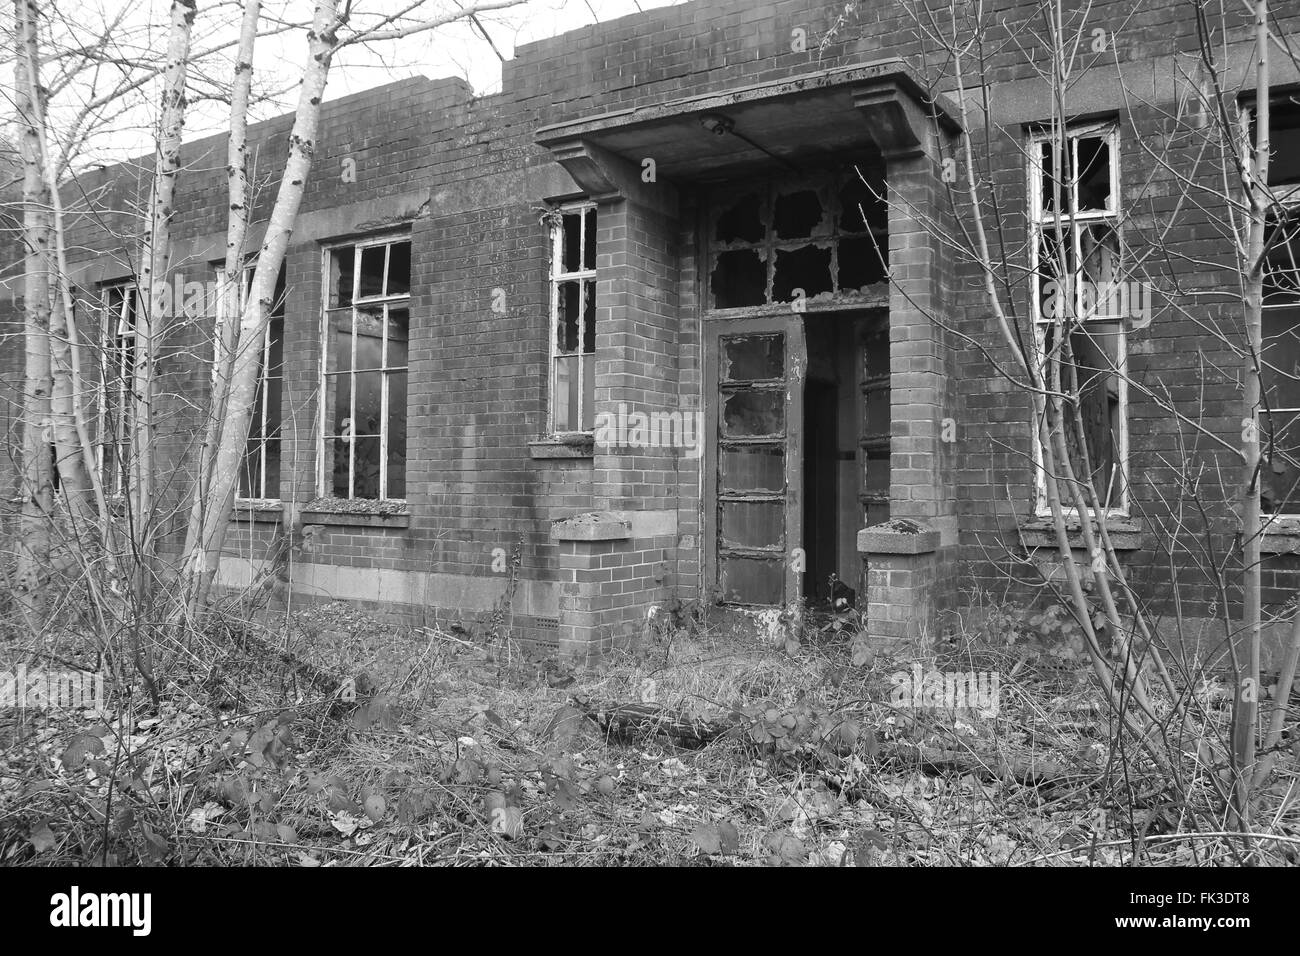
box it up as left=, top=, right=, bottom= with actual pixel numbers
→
left=801, top=312, right=888, bottom=610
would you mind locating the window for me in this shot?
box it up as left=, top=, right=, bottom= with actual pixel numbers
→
left=98, top=281, right=139, bottom=497
left=1028, top=123, right=1129, bottom=515
left=1262, top=215, right=1300, bottom=515
left=322, top=236, right=410, bottom=500
left=708, top=164, right=888, bottom=310
left=227, top=264, right=286, bottom=501
left=1249, top=93, right=1300, bottom=515
left=548, top=203, right=597, bottom=434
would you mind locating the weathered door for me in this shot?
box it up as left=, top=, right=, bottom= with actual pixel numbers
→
left=704, top=316, right=805, bottom=605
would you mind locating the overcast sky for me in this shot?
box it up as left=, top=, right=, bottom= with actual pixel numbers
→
left=42, top=0, right=686, bottom=168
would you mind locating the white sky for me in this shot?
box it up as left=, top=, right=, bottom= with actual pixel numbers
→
left=37, top=0, right=686, bottom=168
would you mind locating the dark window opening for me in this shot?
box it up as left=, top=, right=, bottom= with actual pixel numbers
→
left=773, top=244, right=833, bottom=302
left=711, top=249, right=767, bottom=308
left=715, top=193, right=764, bottom=244
left=773, top=189, right=826, bottom=239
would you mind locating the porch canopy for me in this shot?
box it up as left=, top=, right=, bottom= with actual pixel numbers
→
left=535, top=58, right=960, bottom=193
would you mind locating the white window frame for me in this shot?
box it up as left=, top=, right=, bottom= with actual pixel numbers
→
left=97, top=280, right=139, bottom=498
left=223, top=264, right=284, bottom=503
left=318, top=234, right=411, bottom=501
left=1027, top=122, right=1130, bottom=518
left=547, top=201, right=598, bottom=436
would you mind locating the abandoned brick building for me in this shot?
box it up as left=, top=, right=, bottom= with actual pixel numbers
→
left=5, top=0, right=1300, bottom=660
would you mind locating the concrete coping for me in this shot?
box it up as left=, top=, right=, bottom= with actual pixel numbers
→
left=552, top=511, right=632, bottom=542
left=857, top=518, right=940, bottom=555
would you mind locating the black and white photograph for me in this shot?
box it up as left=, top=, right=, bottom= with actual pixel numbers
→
left=0, top=0, right=1291, bottom=912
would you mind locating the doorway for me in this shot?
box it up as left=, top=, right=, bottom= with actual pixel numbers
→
left=704, top=310, right=888, bottom=608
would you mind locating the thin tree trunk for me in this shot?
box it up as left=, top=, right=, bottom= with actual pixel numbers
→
left=13, top=0, right=54, bottom=624
left=180, top=0, right=260, bottom=616
left=133, top=0, right=196, bottom=583
left=186, top=0, right=344, bottom=608
left=1233, top=0, right=1269, bottom=830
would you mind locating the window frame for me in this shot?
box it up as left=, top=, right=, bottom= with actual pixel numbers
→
left=547, top=201, right=598, bottom=437
left=1257, top=108, right=1300, bottom=517
left=222, top=263, right=286, bottom=504
left=1027, top=121, right=1130, bottom=518
left=318, top=233, right=411, bottom=502
left=96, top=279, right=140, bottom=499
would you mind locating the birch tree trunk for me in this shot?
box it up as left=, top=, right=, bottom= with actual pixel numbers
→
left=182, top=0, right=344, bottom=608
left=1233, top=0, right=1270, bottom=829
left=180, top=0, right=260, bottom=615
left=133, top=0, right=196, bottom=579
left=13, top=0, right=54, bottom=622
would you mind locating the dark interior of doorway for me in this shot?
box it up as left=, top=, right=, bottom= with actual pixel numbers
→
left=801, top=312, right=885, bottom=611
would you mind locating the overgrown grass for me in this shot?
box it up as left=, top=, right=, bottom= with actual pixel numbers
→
left=1, top=598, right=1297, bottom=866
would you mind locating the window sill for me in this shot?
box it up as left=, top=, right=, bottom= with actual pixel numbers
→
left=1020, top=517, right=1143, bottom=551
left=1262, top=520, right=1300, bottom=553
left=529, top=436, right=594, bottom=459
left=231, top=500, right=283, bottom=524
left=301, top=499, right=410, bottom=529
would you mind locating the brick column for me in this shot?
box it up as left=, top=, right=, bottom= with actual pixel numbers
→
left=856, top=83, right=960, bottom=643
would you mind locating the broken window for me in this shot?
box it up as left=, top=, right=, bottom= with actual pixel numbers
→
left=549, top=203, right=597, bottom=433
left=98, top=281, right=139, bottom=497
left=1262, top=211, right=1300, bottom=514
left=224, top=264, right=287, bottom=501
left=1029, top=123, right=1129, bottom=514
left=708, top=165, right=887, bottom=310
left=322, top=236, right=410, bottom=500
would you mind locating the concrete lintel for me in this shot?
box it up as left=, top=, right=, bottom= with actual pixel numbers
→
left=552, top=511, right=632, bottom=541
left=858, top=518, right=941, bottom=555
left=853, top=81, right=952, bottom=161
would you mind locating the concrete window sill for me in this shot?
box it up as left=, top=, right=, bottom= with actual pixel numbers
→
left=1019, top=518, right=1142, bottom=551
left=1262, top=522, right=1300, bottom=554
left=230, top=500, right=283, bottom=524
left=529, top=436, right=594, bottom=459
left=301, top=501, right=410, bottom=529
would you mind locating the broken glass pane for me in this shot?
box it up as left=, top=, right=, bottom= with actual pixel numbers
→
left=1263, top=411, right=1300, bottom=514
left=563, top=213, right=582, bottom=273
left=839, top=167, right=885, bottom=233
left=722, top=333, right=783, bottom=381
left=1079, top=222, right=1121, bottom=317
left=1039, top=139, right=1065, bottom=213
left=721, top=389, right=784, bottom=437
left=774, top=189, right=825, bottom=240
left=387, top=241, right=412, bottom=296
left=582, top=281, right=596, bottom=354
left=352, top=432, right=381, bottom=499
left=1076, top=136, right=1112, bottom=211
left=721, top=446, right=784, bottom=493
left=719, top=556, right=783, bottom=604
left=772, top=244, right=833, bottom=302
left=720, top=501, right=784, bottom=549
left=358, top=245, right=386, bottom=298
left=837, top=236, right=887, bottom=291
left=583, top=208, right=597, bottom=271
left=330, top=247, right=354, bottom=308
left=556, top=281, right=581, bottom=352
left=711, top=249, right=767, bottom=308
left=715, top=192, right=764, bottom=244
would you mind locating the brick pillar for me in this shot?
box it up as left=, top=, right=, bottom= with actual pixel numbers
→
left=552, top=511, right=669, bottom=662
left=859, top=97, right=960, bottom=643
